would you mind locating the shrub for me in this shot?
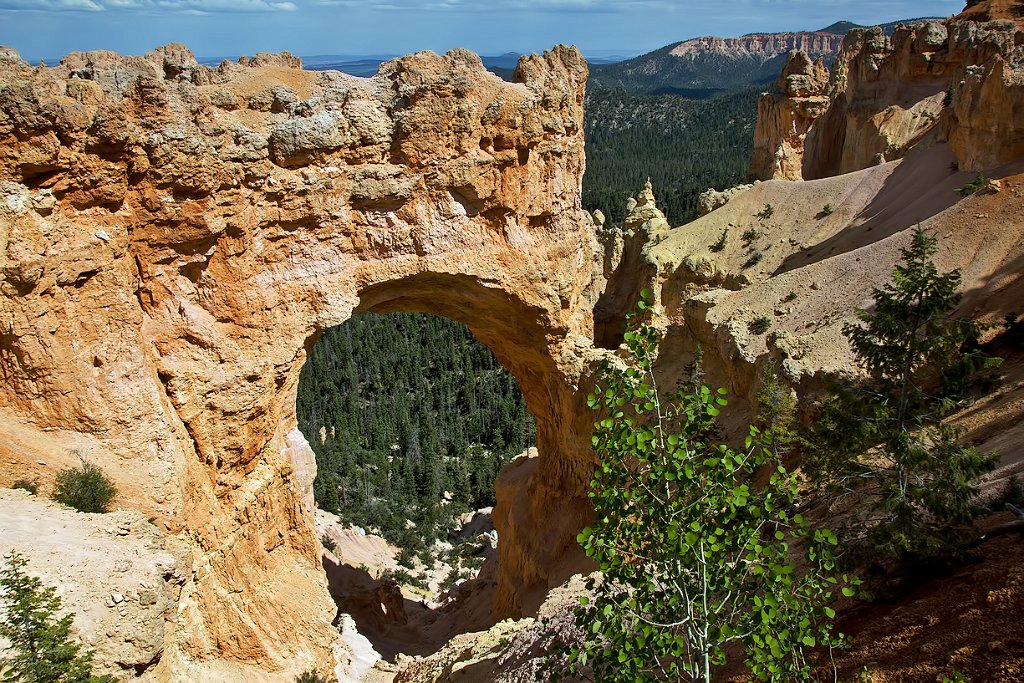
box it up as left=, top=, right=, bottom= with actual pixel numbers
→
left=757, top=203, right=775, bottom=219
left=955, top=173, right=990, bottom=197
left=380, top=567, right=427, bottom=590
left=820, top=203, right=834, bottom=217
left=320, top=534, right=336, bottom=553
left=783, top=291, right=798, bottom=303
left=710, top=228, right=728, bottom=252
left=742, top=251, right=764, bottom=269
left=0, top=552, right=114, bottom=683
left=10, top=479, right=38, bottom=495
left=741, top=228, right=761, bottom=245
left=396, top=546, right=417, bottom=569
left=295, top=670, right=332, bottom=683
left=52, top=461, right=117, bottom=513
left=749, top=316, right=772, bottom=335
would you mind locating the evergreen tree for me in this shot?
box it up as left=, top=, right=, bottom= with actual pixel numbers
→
left=808, top=226, right=1000, bottom=563
left=755, top=359, right=800, bottom=463
left=313, top=473, right=340, bottom=515
left=0, top=552, right=113, bottom=683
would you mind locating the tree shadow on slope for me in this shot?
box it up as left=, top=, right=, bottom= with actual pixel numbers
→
left=773, top=145, right=968, bottom=277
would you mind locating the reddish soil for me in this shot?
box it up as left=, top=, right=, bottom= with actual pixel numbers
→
left=833, top=533, right=1024, bottom=682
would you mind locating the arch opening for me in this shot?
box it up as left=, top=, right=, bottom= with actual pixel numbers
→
left=298, top=310, right=535, bottom=659
left=298, top=312, right=535, bottom=539
left=287, top=271, right=594, bottom=660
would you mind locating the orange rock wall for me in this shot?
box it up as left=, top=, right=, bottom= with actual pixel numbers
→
left=750, top=10, right=1024, bottom=181
left=0, top=43, right=599, bottom=679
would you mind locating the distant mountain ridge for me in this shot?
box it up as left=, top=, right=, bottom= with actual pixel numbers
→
left=589, top=17, right=944, bottom=96
left=816, top=17, right=947, bottom=35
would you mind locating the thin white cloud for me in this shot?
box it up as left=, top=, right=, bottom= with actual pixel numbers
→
left=0, top=0, right=963, bottom=14
left=0, top=0, right=298, bottom=10
left=0, top=0, right=104, bottom=10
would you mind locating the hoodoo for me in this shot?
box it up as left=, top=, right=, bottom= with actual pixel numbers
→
left=750, top=9, right=1024, bottom=181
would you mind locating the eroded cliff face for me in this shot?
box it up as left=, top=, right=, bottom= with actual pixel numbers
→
left=750, top=5, right=1024, bottom=181
left=0, top=43, right=600, bottom=679
left=667, top=32, right=844, bottom=59
left=748, top=51, right=830, bottom=182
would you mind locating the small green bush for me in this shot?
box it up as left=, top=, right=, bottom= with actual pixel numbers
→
left=749, top=316, right=772, bottom=335
left=380, top=567, right=428, bottom=589
left=820, top=203, right=834, bottom=217
left=955, top=173, right=990, bottom=197
left=10, top=479, right=38, bottom=495
left=320, top=534, right=336, bottom=553
left=295, top=670, right=332, bottom=683
left=756, top=203, right=775, bottom=220
left=52, top=462, right=117, bottom=513
left=783, top=291, right=798, bottom=303
left=743, top=251, right=764, bottom=269
left=396, top=546, right=416, bottom=569
left=741, top=228, right=761, bottom=245
left=710, top=228, right=728, bottom=252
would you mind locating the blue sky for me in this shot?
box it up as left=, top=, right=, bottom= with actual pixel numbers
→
left=1, top=0, right=966, bottom=63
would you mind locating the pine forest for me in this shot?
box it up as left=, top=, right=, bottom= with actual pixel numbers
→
left=297, top=313, right=536, bottom=555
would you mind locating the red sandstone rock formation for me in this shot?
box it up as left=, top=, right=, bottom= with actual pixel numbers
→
left=748, top=51, right=831, bottom=181
left=0, top=42, right=599, bottom=679
left=749, top=5, right=1024, bottom=181
left=667, top=32, right=845, bottom=59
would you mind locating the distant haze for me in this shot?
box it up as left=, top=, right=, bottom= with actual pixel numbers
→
left=2, top=0, right=964, bottom=65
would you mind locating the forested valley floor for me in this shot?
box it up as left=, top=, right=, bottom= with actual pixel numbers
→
left=297, top=313, right=535, bottom=562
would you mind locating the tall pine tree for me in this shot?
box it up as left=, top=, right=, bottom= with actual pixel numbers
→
left=809, top=226, right=1000, bottom=564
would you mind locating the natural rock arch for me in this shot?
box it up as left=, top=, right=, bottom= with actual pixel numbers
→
left=0, top=43, right=604, bottom=677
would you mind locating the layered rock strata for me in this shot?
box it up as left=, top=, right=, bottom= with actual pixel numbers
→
left=668, top=32, right=844, bottom=59
left=750, top=6, right=1024, bottom=180
left=0, top=43, right=598, bottom=679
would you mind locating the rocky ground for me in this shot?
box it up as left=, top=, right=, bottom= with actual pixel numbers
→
left=317, top=505, right=512, bottom=682
left=0, top=489, right=192, bottom=680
